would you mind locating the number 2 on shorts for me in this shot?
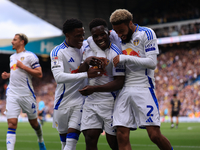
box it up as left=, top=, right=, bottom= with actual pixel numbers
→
left=147, top=105, right=154, bottom=116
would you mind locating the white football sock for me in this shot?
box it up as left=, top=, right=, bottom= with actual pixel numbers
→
left=7, top=134, right=16, bottom=150
left=61, top=141, right=66, bottom=150
left=64, top=138, right=77, bottom=150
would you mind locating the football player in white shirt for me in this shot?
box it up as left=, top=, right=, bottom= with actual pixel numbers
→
left=78, top=18, right=125, bottom=150
left=50, top=18, right=104, bottom=150
left=110, top=9, right=174, bottom=150
left=1, top=33, right=46, bottom=150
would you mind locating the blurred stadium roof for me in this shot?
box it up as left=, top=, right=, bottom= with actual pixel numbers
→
left=10, top=0, right=200, bottom=38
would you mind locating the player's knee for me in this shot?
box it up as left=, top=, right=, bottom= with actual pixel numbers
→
left=85, top=133, right=99, bottom=146
left=116, top=130, right=129, bottom=143
left=8, top=120, right=18, bottom=129
left=8, top=122, right=17, bottom=129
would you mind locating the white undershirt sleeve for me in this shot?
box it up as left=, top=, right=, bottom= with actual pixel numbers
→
left=119, top=54, right=157, bottom=70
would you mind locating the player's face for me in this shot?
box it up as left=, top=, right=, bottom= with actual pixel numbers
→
left=112, top=22, right=133, bottom=43
left=11, top=35, right=23, bottom=50
left=91, top=25, right=110, bottom=50
left=66, top=27, right=85, bottom=49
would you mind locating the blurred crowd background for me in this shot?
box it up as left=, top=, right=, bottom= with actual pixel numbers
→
left=1, top=2, right=200, bottom=120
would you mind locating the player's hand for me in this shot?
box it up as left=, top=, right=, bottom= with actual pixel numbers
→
left=79, top=85, right=94, bottom=96
left=1, top=71, right=10, bottom=79
left=87, top=67, right=104, bottom=78
left=113, top=55, right=120, bottom=67
left=16, top=60, right=25, bottom=69
left=98, top=57, right=108, bottom=71
left=85, top=56, right=103, bottom=68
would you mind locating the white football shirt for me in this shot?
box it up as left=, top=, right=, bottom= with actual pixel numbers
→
left=7, top=50, right=40, bottom=97
left=82, top=42, right=125, bottom=104
left=121, top=24, right=159, bottom=88
left=50, top=40, right=87, bottom=110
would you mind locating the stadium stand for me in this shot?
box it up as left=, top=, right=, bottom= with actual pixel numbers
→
left=1, top=0, right=200, bottom=120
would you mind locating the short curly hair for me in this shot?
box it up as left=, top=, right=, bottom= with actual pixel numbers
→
left=62, top=18, right=83, bottom=34
left=110, top=9, right=133, bottom=25
left=89, top=18, right=108, bottom=31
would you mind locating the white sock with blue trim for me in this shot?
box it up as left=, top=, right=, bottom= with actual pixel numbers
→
left=63, top=133, right=79, bottom=150
left=7, top=128, right=16, bottom=150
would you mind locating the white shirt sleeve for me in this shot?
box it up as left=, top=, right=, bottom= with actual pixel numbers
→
left=52, top=68, right=88, bottom=84
left=119, top=54, right=157, bottom=70
left=29, top=53, right=41, bottom=69
left=50, top=50, right=88, bottom=84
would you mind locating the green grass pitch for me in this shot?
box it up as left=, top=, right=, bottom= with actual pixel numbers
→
left=0, top=122, right=200, bottom=150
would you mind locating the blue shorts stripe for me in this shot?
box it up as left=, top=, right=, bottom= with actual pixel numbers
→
left=148, top=87, right=159, bottom=111
left=54, top=84, right=65, bottom=110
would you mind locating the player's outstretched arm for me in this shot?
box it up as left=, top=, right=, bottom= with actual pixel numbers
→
left=79, top=76, right=125, bottom=96
left=114, top=54, right=157, bottom=69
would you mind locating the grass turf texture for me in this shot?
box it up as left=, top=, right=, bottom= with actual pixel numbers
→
left=0, top=122, right=200, bottom=150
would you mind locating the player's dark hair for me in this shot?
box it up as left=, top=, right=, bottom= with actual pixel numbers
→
left=173, top=93, right=177, bottom=97
left=89, top=18, right=108, bottom=31
left=62, top=18, right=83, bottom=34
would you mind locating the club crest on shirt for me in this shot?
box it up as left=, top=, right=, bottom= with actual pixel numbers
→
left=20, top=57, right=25, bottom=61
left=133, top=40, right=139, bottom=46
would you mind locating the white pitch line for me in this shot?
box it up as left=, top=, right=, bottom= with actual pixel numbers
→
left=0, top=140, right=200, bottom=149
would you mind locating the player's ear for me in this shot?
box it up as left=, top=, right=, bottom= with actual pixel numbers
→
left=65, top=33, right=70, bottom=38
left=128, top=21, right=133, bottom=28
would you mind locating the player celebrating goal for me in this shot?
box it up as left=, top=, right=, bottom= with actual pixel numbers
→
left=1, top=33, right=46, bottom=150
left=79, top=18, right=125, bottom=150
left=110, top=9, right=174, bottom=150
left=50, top=18, right=104, bottom=150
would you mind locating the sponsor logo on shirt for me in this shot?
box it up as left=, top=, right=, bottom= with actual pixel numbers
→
left=68, top=57, right=75, bottom=62
left=10, top=64, right=18, bottom=70
left=145, top=43, right=156, bottom=52
left=70, top=66, right=79, bottom=73
left=122, top=48, right=140, bottom=57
